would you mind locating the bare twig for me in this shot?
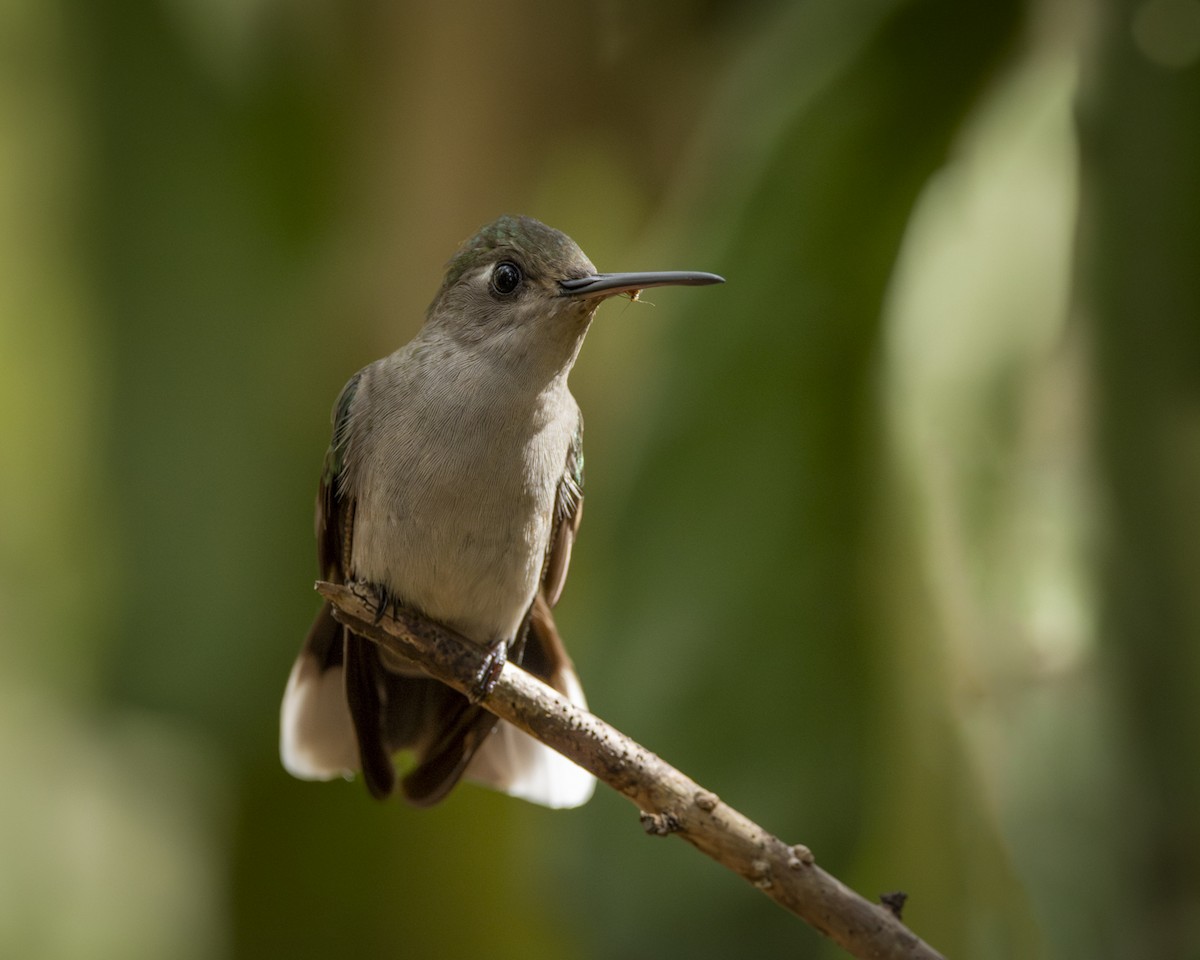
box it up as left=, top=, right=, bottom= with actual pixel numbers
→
left=317, top=580, right=945, bottom=960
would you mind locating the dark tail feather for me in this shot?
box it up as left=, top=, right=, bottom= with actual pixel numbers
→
left=305, top=602, right=344, bottom=669
left=344, top=632, right=396, bottom=800
left=399, top=695, right=497, bottom=806
left=342, top=625, right=496, bottom=806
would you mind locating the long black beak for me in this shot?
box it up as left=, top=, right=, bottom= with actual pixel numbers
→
left=560, top=271, right=724, bottom=298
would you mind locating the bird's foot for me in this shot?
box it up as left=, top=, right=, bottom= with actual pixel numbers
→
left=369, top=584, right=395, bottom=625
left=470, top=638, right=508, bottom=704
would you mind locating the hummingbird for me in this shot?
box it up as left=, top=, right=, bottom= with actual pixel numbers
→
left=280, top=215, right=723, bottom=808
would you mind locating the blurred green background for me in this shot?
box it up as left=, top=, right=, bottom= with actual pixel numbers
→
left=3, top=0, right=1198, bottom=957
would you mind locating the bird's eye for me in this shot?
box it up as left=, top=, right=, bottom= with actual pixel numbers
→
left=490, top=261, right=523, bottom=297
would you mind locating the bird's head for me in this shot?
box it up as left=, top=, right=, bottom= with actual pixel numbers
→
left=424, top=215, right=722, bottom=379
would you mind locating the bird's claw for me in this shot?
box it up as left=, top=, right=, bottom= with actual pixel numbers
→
left=470, top=638, right=508, bottom=703
left=369, top=585, right=395, bottom=625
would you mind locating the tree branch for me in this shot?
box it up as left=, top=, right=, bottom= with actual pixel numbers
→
left=317, top=580, right=945, bottom=960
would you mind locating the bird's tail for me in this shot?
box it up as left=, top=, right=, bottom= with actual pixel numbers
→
left=280, top=595, right=595, bottom=808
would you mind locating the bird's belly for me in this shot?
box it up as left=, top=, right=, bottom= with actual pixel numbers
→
left=351, top=472, right=554, bottom=646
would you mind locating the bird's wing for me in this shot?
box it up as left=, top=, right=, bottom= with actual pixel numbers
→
left=279, top=371, right=366, bottom=784
left=316, top=371, right=362, bottom=583
left=542, top=418, right=584, bottom=608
